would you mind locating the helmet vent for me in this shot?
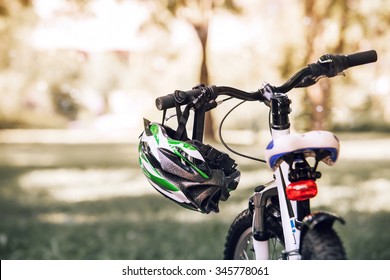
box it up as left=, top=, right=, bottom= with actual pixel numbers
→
left=188, top=185, right=222, bottom=213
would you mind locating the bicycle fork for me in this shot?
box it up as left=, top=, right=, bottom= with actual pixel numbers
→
left=251, top=162, right=301, bottom=260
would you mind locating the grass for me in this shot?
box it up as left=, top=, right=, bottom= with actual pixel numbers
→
left=0, top=142, right=390, bottom=260
left=0, top=195, right=230, bottom=259
left=0, top=175, right=232, bottom=259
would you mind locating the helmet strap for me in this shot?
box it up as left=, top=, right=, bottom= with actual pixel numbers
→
left=175, top=101, right=191, bottom=140
left=162, top=109, right=167, bottom=126
left=173, top=86, right=216, bottom=142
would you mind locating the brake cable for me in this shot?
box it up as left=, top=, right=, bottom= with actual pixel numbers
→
left=218, top=99, right=267, bottom=163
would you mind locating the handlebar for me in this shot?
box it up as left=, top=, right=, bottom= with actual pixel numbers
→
left=155, top=50, right=377, bottom=111
left=155, top=86, right=263, bottom=111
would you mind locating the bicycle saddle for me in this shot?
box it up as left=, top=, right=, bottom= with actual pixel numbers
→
left=265, top=131, right=340, bottom=170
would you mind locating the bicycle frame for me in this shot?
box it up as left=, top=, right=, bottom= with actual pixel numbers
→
left=252, top=90, right=343, bottom=259
left=250, top=91, right=301, bottom=259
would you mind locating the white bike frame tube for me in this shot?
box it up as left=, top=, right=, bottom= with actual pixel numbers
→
left=272, top=127, right=301, bottom=259
left=275, top=163, right=301, bottom=259
left=253, top=240, right=269, bottom=260
left=271, top=127, right=290, bottom=139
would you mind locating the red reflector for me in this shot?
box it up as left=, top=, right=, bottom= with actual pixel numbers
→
left=286, top=180, right=318, bottom=201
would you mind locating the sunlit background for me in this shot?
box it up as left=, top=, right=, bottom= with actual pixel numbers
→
left=0, top=0, right=389, bottom=260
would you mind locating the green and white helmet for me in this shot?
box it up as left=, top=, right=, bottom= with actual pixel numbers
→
left=138, top=119, right=240, bottom=213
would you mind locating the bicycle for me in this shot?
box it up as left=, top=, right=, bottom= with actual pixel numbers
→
left=138, top=49, right=377, bottom=259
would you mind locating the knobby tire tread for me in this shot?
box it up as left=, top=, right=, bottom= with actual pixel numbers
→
left=301, top=225, right=347, bottom=260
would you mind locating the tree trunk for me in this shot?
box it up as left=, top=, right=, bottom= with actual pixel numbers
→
left=193, top=20, right=215, bottom=142
left=303, top=0, right=348, bottom=130
left=307, top=79, right=331, bottom=130
left=303, top=0, right=330, bottom=130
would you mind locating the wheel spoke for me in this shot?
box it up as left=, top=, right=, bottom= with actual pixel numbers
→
left=224, top=208, right=285, bottom=260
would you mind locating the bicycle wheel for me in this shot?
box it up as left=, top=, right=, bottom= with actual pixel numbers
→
left=223, top=204, right=284, bottom=260
left=224, top=206, right=346, bottom=260
left=300, top=225, right=347, bottom=259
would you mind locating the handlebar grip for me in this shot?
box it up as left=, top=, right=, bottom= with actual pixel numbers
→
left=316, top=49, right=378, bottom=78
left=346, top=50, right=378, bottom=68
left=155, top=88, right=204, bottom=111
left=155, top=94, right=175, bottom=111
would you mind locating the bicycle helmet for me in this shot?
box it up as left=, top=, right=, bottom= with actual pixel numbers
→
left=138, top=118, right=240, bottom=213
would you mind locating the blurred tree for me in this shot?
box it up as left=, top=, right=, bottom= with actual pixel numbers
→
left=300, top=0, right=350, bottom=130
left=0, top=0, right=34, bottom=69
left=144, top=0, right=241, bottom=141
left=299, top=0, right=384, bottom=130
left=0, top=0, right=36, bottom=127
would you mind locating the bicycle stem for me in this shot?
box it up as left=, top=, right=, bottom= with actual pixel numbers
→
left=270, top=93, right=292, bottom=131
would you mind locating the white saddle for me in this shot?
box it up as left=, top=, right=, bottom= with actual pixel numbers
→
left=265, top=131, right=340, bottom=170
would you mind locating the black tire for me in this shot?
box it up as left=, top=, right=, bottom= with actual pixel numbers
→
left=223, top=204, right=284, bottom=260
left=301, top=225, right=347, bottom=260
